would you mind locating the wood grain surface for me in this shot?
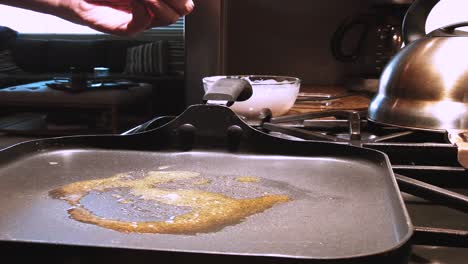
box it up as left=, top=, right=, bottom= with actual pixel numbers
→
left=288, top=85, right=372, bottom=114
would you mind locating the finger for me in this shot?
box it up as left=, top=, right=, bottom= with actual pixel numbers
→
left=85, top=0, right=132, bottom=12
left=125, top=0, right=153, bottom=36
left=141, top=0, right=181, bottom=27
left=162, top=0, right=194, bottom=16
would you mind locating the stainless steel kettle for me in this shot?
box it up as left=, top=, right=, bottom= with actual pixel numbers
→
left=368, top=0, right=468, bottom=130
left=368, top=0, right=468, bottom=167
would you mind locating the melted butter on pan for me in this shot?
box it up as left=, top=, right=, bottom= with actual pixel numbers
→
left=236, top=176, right=260, bottom=183
left=49, top=171, right=290, bottom=234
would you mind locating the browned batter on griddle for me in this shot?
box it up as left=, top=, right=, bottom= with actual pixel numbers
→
left=49, top=171, right=290, bottom=234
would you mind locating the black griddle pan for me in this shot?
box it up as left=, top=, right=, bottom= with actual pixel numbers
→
left=0, top=80, right=412, bottom=263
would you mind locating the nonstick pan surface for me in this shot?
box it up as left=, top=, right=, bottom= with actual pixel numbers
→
left=0, top=105, right=412, bottom=262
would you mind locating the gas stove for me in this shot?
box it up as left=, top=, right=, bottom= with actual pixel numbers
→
left=259, top=109, right=468, bottom=264
left=126, top=106, right=468, bottom=263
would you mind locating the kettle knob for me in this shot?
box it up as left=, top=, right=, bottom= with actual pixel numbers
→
left=402, top=0, right=440, bottom=44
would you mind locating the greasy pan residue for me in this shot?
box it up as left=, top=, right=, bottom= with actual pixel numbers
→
left=49, top=171, right=290, bottom=234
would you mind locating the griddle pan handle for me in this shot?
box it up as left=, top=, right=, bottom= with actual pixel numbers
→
left=203, top=78, right=253, bottom=106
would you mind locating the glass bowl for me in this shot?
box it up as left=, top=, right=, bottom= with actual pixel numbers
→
left=203, top=75, right=300, bottom=119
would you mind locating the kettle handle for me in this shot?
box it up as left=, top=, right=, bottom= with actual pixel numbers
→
left=427, top=22, right=468, bottom=37
left=402, top=0, right=440, bottom=44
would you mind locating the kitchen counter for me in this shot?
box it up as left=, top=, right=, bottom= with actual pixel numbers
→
left=289, top=85, right=371, bottom=114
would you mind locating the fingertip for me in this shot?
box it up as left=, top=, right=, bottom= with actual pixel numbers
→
left=184, top=0, right=195, bottom=15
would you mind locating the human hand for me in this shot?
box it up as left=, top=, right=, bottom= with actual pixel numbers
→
left=58, top=0, right=194, bottom=36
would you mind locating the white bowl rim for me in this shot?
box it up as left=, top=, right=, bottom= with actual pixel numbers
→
left=202, top=75, right=301, bottom=86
